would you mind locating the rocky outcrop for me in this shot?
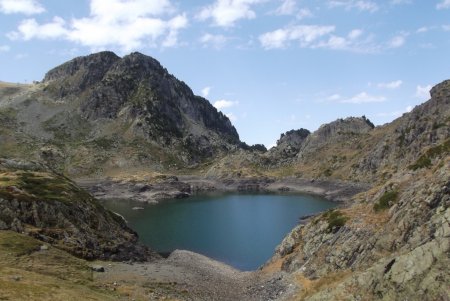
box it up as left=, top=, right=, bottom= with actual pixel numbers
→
left=274, top=164, right=450, bottom=300
left=0, top=158, right=157, bottom=261
left=268, top=129, right=310, bottom=160
left=353, top=80, right=450, bottom=180
left=43, top=51, right=120, bottom=98
left=264, top=80, right=450, bottom=300
left=298, top=116, right=374, bottom=157
left=78, top=176, right=192, bottom=203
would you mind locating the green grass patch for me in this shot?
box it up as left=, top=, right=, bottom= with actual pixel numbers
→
left=0, top=231, right=41, bottom=256
left=322, top=210, right=348, bottom=233
left=92, top=137, right=116, bottom=150
left=373, top=190, right=399, bottom=212
left=0, top=171, right=92, bottom=204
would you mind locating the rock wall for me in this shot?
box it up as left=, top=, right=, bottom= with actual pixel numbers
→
left=0, top=158, right=157, bottom=261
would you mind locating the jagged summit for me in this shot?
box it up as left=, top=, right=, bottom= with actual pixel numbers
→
left=43, top=51, right=239, bottom=146
left=0, top=51, right=241, bottom=174
left=43, top=51, right=120, bottom=96
left=268, top=129, right=311, bottom=159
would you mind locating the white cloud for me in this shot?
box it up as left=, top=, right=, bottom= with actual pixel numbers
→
left=377, top=106, right=414, bottom=118
left=0, top=45, right=10, bottom=52
left=15, top=53, right=28, bottom=60
left=0, top=0, right=44, bottom=15
left=8, top=0, right=188, bottom=51
left=314, top=29, right=376, bottom=52
left=377, top=80, right=403, bottom=89
left=274, top=0, right=296, bottom=15
left=8, top=17, right=68, bottom=40
left=201, top=86, right=211, bottom=97
left=340, top=92, right=386, bottom=104
left=387, top=35, right=406, bottom=48
left=200, top=33, right=229, bottom=49
left=348, top=29, right=363, bottom=39
left=214, top=99, right=239, bottom=110
left=316, top=35, right=349, bottom=50
left=442, top=25, right=450, bottom=31
left=416, top=26, right=429, bottom=33
left=259, top=25, right=335, bottom=49
left=89, top=0, right=174, bottom=21
left=437, top=0, right=450, bottom=9
left=327, top=0, right=378, bottom=12
left=391, top=0, right=411, bottom=4
left=296, top=8, right=313, bottom=19
left=260, top=25, right=404, bottom=53
left=197, top=0, right=263, bottom=27
left=415, top=85, right=432, bottom=100
left=328, top=94, right=341, bottom=101
left=226, top=112, right=237, bottom=122
left=419, top=43, right=435, bottom=49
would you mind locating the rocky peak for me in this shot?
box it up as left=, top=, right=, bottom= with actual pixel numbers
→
left=430, top=79, right=450, bottom=98
left=299, top=116, right=374, bottom=154
left=266, top=129, right=311, bottom=160
left=277, top=129, right=310, bottom=147
left=315, top=116, right=374, bottom=137
left=43, top=51, right=120, bottom=97
left=38, top=51, right=241, bottom=166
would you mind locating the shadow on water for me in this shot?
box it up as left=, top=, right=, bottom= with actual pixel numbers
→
left=101, top=192, right=336, bottom=271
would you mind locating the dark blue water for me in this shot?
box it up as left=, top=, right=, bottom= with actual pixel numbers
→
left=102, top=193, right=335, bottom=271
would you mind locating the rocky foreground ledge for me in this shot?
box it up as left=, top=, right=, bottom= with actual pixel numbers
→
left=0, top=158, right=158, bottom=262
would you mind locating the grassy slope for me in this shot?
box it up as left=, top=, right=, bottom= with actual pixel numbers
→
left=0, top=231, right=118, bottom=301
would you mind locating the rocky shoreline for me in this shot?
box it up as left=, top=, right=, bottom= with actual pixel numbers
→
left=76, top=175, right=369, bottom=204
left=94, top=249, right=299, bottom=301
left=73, top=175, right=368, bottom=300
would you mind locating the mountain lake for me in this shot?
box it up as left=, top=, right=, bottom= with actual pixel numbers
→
left=102, top=193, right=336, bottom=271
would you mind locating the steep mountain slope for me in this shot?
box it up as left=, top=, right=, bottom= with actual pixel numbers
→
left=0, top=158, right=156, bottom=261
left=270, top=160, right=449, bottom=300
left=0, top=51, right=240, bottom=176
left=262, top=81, right=450, bottom=300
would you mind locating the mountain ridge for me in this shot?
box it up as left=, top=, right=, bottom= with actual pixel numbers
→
left=0, top=51, right=242, bottom=175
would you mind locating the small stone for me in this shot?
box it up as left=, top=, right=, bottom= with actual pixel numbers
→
left=11, top=275, right=21, bottom=281
left=91, top=265, right=105, bottom=272
left=40, top=244, right=49, bottom=251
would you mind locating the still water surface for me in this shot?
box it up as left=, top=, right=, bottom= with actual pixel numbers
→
left=103, top=193, right=336, bottom=271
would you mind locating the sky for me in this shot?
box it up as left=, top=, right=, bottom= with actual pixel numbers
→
left=1, top=0, right=450, bottom=147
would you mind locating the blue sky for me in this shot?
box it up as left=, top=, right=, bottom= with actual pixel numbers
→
left=1, top=0, right=450, bottom=147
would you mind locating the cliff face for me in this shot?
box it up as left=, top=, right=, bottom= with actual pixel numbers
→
left=0, top=51, right=241, bottom=176
left=0, top=158, right=157, bottom=261
left=271, top=157, right=449, bottom=300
